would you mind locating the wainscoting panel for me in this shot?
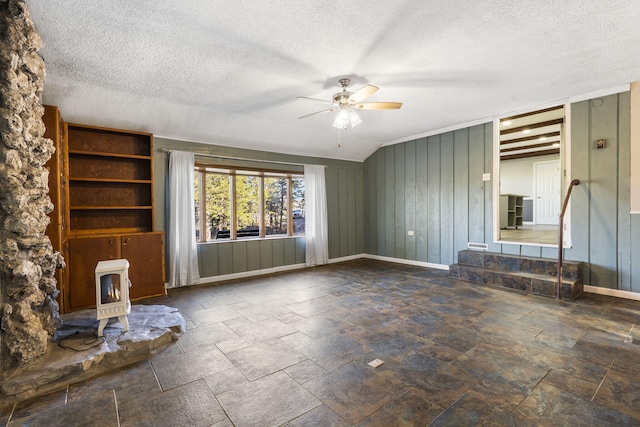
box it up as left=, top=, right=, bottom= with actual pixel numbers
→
left=247, top=240, right=261, bottom=272
left=197, top=237, right=307, bottom=280
left=232, top=241, right=248, bottom=273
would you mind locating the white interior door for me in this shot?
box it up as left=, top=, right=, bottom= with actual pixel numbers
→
left=534, top=160, right=560, bottom=225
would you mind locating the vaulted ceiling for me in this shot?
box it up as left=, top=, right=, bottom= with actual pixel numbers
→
left=27, top=1, right=640, bottom=161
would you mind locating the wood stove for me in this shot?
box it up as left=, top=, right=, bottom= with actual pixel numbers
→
left=95, top=259, right=131, bottom=337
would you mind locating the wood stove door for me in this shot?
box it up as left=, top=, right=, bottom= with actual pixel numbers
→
left=122, top=232, right=165, bottom=299
left=67, top=236, right=119, bottom=310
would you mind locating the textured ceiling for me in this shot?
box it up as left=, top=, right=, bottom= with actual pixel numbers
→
left=27, top=1, right=640, bottom=161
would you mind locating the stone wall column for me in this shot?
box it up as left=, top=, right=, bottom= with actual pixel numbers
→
left=0, top=0, right=63, bottom=371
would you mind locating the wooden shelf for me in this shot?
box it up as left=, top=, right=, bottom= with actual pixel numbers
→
left=68, top=155, right=151, bottom=181
left=69, top=227, right=151, bottom=237
left=65, top=123, right=155, bottom=234
left=66, top=123, right=152, bottom=156
left=68, top=149, right=151, bottom=160
left=70, top=206, right=153, bottom=210
left=69, top=177, right=152, bottom=184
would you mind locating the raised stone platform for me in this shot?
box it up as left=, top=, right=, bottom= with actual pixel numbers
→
left=450, top=250, right=584, bottom=299
left=0, top=304, right=186, bottom=401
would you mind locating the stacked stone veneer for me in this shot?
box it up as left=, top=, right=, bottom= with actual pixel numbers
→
left=449, top=250, right=584, bottom=300
left=0, top=0, right=63, bottom=370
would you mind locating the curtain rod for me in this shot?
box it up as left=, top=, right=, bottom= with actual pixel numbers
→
left=157, top=148, right=326, bottom=168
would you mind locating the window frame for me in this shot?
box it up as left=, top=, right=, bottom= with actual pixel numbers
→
left=194, top=164, right=304, bottom=243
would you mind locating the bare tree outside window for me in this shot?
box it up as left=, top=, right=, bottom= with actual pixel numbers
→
left=236, top=175, right=260, bottom=238
left=265, top=176, right=287, bottom=235
left=194, top=166, right=303, bottom=241
left=292, top=177, right=305, bottom=234
left=205, top=172, right=231, bottom=239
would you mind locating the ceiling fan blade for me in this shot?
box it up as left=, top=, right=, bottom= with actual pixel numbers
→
left=298, top=107, right=337, bottom=119
left=355, top=102, right=403, bottom=110
left=296, top=96, right=334, bottom=105
left=349, top=84, right=379, bottom=103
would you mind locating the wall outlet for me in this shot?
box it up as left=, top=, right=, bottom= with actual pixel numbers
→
left=482, top=173, right=491, bottom=181
left=407, top=230, right=414, bottom=236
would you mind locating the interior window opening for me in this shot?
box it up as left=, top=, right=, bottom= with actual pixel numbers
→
left=495, top=104, right=570, bottom=247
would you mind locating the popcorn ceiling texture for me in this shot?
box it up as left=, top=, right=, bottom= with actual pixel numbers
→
left=0, top=0, right=63, bottom=371
left=25, top=1, right=640, bottom=161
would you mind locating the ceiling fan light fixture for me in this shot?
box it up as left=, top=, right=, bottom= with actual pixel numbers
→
left=349, top=110, right=362, bottom=128
left=301, top=78, right=400, bottom=130
left=333, top=109, right=350, bottom=129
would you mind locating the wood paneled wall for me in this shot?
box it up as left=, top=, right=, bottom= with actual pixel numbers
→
left=365, top=92, right=637, bottom=293
left=364, top=123, right=495, bottom=265
left=198, top=237, right=306, bottom=277
left=150, top=91, right=635, bottom=293
left=566, top=92, right=633, bottom=291
left=153, top=138, right=364, bottom=279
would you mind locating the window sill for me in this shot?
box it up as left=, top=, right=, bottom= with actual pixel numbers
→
left=197, top=235, right=305, bottom=245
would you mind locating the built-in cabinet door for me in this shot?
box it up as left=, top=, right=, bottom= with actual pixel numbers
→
left=123, top=232, right=165, bottom=299
left=68, top=236, right=119, bottom=310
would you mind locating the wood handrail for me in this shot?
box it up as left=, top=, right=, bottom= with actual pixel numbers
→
left=557, top=179, right=580, bottom=300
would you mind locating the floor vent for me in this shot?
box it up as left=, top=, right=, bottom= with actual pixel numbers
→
left=467, top=242, right=488, bottom=250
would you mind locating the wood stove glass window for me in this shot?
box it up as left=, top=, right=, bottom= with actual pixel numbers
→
left=100, top=274, right=122, bottom=304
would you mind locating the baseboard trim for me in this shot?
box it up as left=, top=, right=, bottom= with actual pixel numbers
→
left=328, top=254, right=366, bottom=264
left=583, top=285, right=640, bottom=301
left=182, top=263, right=307, bottom=287
left=363, top=254, right=450, bottom=271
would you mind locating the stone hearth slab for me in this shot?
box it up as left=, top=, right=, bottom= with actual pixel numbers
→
left=0, top=305, right=186, bottom=401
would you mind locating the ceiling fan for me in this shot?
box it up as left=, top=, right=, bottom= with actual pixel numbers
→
left=297, top=78, right=402, bottom=129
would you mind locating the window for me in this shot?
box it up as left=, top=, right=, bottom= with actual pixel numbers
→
left=195, top=166, right=305, bottom=242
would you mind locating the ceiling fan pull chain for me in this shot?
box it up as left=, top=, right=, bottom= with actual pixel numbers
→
left=338, top=128, right=341, bottom=148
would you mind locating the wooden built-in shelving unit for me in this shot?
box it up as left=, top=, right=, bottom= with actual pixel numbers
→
left=65, top=124, right=155, bottom=236
left=42, top=121, right=168, bottom=312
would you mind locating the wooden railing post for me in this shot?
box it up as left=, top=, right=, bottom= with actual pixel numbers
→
left=557, top=179, right=580, bottom=300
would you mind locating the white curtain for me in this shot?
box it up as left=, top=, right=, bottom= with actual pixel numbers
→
left=168, top=151, right=200, bottom=287
left=304, top=164, right=329, bottom=266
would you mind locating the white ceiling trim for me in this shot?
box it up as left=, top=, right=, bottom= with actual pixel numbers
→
left=569, top=84, right=630, bottom=103
left=381, top=116, right=493, bottom=147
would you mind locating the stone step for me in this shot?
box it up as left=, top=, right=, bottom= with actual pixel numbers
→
left=457, top=250, right=583, bottom=280
left=449, top=264, right=583, bottom=300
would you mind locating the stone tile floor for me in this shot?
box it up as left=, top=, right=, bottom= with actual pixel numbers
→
left=2, top=259, right=639, bottom=426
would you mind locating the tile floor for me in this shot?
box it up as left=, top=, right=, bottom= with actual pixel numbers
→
left=2, top=259, right=640, bottom=426
left=499, top=224, right=558, bottom=245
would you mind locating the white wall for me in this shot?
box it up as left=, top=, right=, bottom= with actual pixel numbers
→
left=500, top=154, right=559, bottom=197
